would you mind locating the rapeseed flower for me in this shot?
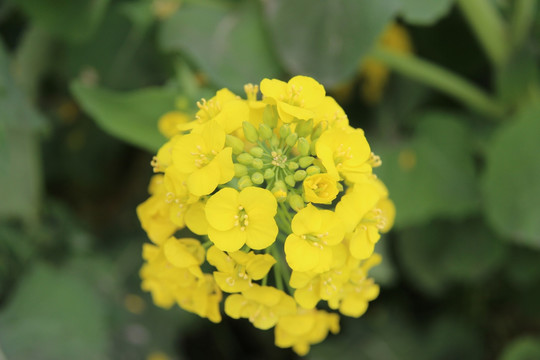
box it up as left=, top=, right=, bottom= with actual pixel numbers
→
left=137, top=76, right=394, bottom=355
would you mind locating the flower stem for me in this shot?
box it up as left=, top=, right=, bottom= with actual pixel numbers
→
left=511, top=0, right=537, bottom=49
left=369, top=47, right=506, bottom=119
left=457, top=0, right=509, bottom=67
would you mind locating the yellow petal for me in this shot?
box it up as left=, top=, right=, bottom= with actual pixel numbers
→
left=163, top=237, right=200, bottom=268
left=205, top=188, right=239, bottom=231
left=208, top=225, right=247, bottom=252
left=291, top=204, right=322, bottom=235
left=185, top=201, right=208, bottom=235
left=246, top=254, right=276, bottom=280
left=206, top=246, right=235, bottom=273
left=187, top=161, right=220, bottom=196
left=214, top=147, right=234, bottom=184
left=245, top=218, right=278, bottom=250
left=285, top=235, right=320, bottom=272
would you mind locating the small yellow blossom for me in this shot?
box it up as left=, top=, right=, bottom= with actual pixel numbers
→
left=176, top=274, right=223, bottom=323
left=225, top=284, right=297, bottom=330
left=274, top=309, right=340, bottom=356
left=158, top=111, right=190, bottom=138
left=303, top=173, right=339, bottom=204
left=284, top=204, right=345, bottom=272
left=205, top=187, right=278, bottom=252
left=207, top=246, right=276, bottom=292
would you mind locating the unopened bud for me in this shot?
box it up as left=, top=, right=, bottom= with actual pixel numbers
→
left=295, top=119, right=313, bottom=138
left=250, top=146, right=264, bottom=158
left=288, top=194, right=305, bottom=212
left=306, top=165, right=321, bottom=175
left=263, top=105, right=278, bottom=128
left=226, top=135, right=245, bottom=154
left=258, top=123, right=273, bottom=139
left=270, top=134, right=280, bottom=148
left=294, top=170, right=307, bottom=182
left=285, top=174, right=296, bottom=187
left=243, top=122, right=259, bottom=143
left=299, top=156, right=314, bottom=168
left=311, top=121, right=326, bottom=140
left=263, top=168, right=275, bottom=179
left=279, top=124, right=291, bottom=139
left=251, top=172, right=264, bottom=185
left=234, top=163, right=248, bottom=177
left=252, top=158, right=264, bottom=169
left=238, top=175, right=253, bottom=190
left=297, top=137, right=310, bottom=156
left=288, top=161, right=299, bottom=171
left=237, top=152, right=254, bottom=165
left=285, top=133, right=298, bottom=147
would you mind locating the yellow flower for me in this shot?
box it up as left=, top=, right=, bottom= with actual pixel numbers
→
left=315, top=127, right=372, bottom=183
left=225, top=284, right=296, bottom=330
left=303, top=173, right=339, bottom=204
left=163, top=166, right=199, bottom=227
left=176, top=274, right=223, bottom=323
left=171, top=121, right=234, bottom=196
left=284, top=204, right=345, bottom=272
left=260, top=76, right=326, bottom=123
left=136, top=175, right=178, bottom=245
left=205, top=187, right=278, bottom=252
left=162, top=237, right=205, bottom=278
left=312, top=96, right=349, bottom=130
left=158, top=111, right=190, bottom=138
left=335, top=181, right=381, bottom=233
left=274, top=309, right=340, bottom=356
left=207, top=246, right=276, bottom=292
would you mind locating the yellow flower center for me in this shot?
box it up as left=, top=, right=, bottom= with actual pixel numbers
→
left=301, top=232, right=330, bottom=249
left=234, top=205, right=249, bottom=231
left=190, top=145, right=217, bottom=168
left=334, top=144, right=353, bottom=169
left=196, top=98, right=222, bottom=122
left=244, top=84, right=259, bottom=102
left=279, top=84, right=305, bottom=107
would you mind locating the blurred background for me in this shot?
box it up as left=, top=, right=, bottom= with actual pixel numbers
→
left=1, top=0, right=540, bottom=359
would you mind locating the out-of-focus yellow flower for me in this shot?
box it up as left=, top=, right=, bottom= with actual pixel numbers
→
left=158, top=111, right=190, bottom=138
left=274, top=309, right=340, bottom=356
left=225, top=284, right=297, bottom=330
left=207, top=246, right=276, bottom=292
left=205, top=187, right=278, bottom=252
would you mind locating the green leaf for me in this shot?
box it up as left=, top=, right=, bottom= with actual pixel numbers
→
left=71, top=81, right=174, bottom=152
left=495, top=47, right=539, bottom=107
left=11, top=0, right=110, bottom=42
left=375, top=111, right=479, bottom=228
left=397, top=219, right=506, bottom=294
left=483, top=104, right=540, bottom=248
left=159, top=1, right=281, bottom=93
left=398, top=0, right=455, bottom=25
left=501, top=337, right=540, bottom=360
left=263, top=0, right=400, bottom=87
left=0, top=263, right=108, bottom=360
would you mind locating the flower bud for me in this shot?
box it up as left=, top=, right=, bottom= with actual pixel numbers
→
left=295, top=119, right=313, bottom=138
left=279, top=124, right=291, bottom=139
left=287, top=161, right=299, bottom=171
left=250, top=146, right=264, bottom=158
left=243, top=122, right=259, bottom=143
left=238, top=175, right=253, bottom=190
left=293, top=170, right=307, bottom=182
left=287, top=194, right=305, bottom=212
left=251, top=172, right=264, bottom=185
left=237, top=152, right=254, bottom=165
left=226, top=135, right=245, bottom=154
left=263, top=105, right=278, bottom=128
left=285, top=174, right=296, bottom=187
left=270, top=134, right=280, bottom=148
left=285, top=133, right=298, bottom=147
left=258, top=123, right=273, bottom=139
left=252, top=158, right=264, bottom=169
left=234, top=163, right=248, bottom=177
left=306, top=165, right=321, bottom=175
left=310, top=139, right=318, bottom=155
left=299, top=156, right=314, bottom=168
left=311, top=121, right=326, bottom=140
left=297, top=137, right=310, bottom=156
left=263, top=168, right=275, bottom=179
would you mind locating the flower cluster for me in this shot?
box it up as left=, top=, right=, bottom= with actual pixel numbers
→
left=138, top=76, right=395, bottom=355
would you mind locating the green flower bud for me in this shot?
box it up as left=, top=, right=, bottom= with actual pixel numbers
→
left=243, top=121, right=259, bottom=143
left=272, top=180, right=288, bottom=202
left=288, top=161, right=299, bottom=171
left=238, top=175, right=253, bottom=190
left=263, top=105, right=278, bottom=128
left=226, top=135, right=245, bottom=154
left=299, top=156, right=314, bottom=168
left=297, top=137, right=310, bottom=156
left=251, top=172, right=264, bottom=185
left=312, top=121, right=326, bottom=140
left=279, top=124, right=291, bottom=139
left=250, top=146, right=264, bottom=158
left=306, top=165, right=321, bottom=175
left=237, top=152, right=254, bottom=165
left=252, top=158, right=264, bottom=169
left=310, top=139, right=318, bottom=155
left=273, top=180, right=287, bottom=192
left=263, top=168, right=275, bottom=179
left=295, top=119, right=313, bottom=138
left=285, top=174, right=296, bottom=187
left=285, top=133, right=298, bottom=147
left=234, top=163, right=248, bottom=177
left=259, top=123, right=273, bottom=139
left=294, top=170, right=307, bottom=182
left=288, top=194, right=305, bottom=212
left=270, top=134, right=280, bottom=148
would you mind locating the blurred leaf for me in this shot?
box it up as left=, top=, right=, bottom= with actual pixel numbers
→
left=375, top=111, right=479, bottom=228
left=483, top=104, right=540, bottom=248
left=0, top=41, right=46, bottom=222
left=0, top=263, right=108, bottom=360
left=398, top=0, right=455, bottom=25
left=71, top=81, right=173, bottom=152
left=397, top=219, right=506, bottom=294
left=495, top=47, right=539, bottom=108
left=500, top=337, right=540, bottom=360
left=159, top=1, right=281, bottom=93
left=10, top=0, right=109, bottom=42
left=263, top=0, right=399, bottom=87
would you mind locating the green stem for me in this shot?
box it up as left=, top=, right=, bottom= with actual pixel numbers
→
left=370, top=47, right=505, bottom=118
left=457, top=0, right=509, bottom=67
left=511, top=0, right=537, bottom=48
